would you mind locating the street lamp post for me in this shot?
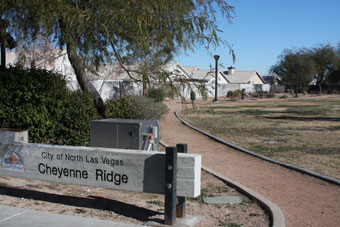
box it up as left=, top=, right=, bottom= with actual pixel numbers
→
left=213, top=55, right=220, bottom=102
left=295, top=62, right=299, bottom=98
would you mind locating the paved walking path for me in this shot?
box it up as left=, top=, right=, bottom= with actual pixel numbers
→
left=160, top=100, right=340, bottom=227
left=0, top=204, right=141, bottom=227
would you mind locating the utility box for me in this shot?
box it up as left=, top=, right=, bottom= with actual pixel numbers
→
left=90, top=119, right=159, bottom=151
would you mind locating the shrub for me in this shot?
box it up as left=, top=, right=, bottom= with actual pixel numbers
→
left=249, top=92, right=259, bottom=98
left=330, top=89, right=339, bottom=94
left=147, top=88, right=165, bottom=102
left=106, top=96, right=134, bottom=119
left=227, top=89, right=242, bottom=98
left=0, top=66, right=99, bottom=145
left=56, top=90, right=99, bottom=146
left=266, top=92, right=275, bottom=98
left=106, top=95, right=168, bottom=120
left=250, top=92, right=274, bottom=98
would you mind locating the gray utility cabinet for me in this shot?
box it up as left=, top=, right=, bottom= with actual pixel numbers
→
left=90, top=119, right=159, bottom=151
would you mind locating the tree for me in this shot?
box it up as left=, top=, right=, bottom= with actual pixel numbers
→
left=321, top=42, right=340, bottom=88
left=270, top=48, right=315, bottom=93
left=1, top=0, right=235, bottom=117
left=0, top=19, right=17, bottom=67
left=311, top=44, right=338, bottom=93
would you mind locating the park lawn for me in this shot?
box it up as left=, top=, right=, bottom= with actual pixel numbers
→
left=181, top=96, right=340, bottom=179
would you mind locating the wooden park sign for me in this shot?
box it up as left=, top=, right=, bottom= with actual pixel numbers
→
left=0, top=142, right=201, bottom=198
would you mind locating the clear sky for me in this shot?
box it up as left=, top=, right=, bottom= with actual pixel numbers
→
left=174, top=0, right=340, bottom=75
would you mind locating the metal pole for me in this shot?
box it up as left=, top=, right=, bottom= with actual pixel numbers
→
left=213, top=55, right=220, bottom=102
left=164, top=146, right=177, bottom=225
left=295, top=62, right=299, bottom=97
left=176, top=144, right=187, bottom=218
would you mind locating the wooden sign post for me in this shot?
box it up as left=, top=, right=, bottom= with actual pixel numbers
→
left=176, top=143, right=187, bottom=218
left=163, top=144, right=188, bottom=225
left=164, top=146, right=177, bottom=225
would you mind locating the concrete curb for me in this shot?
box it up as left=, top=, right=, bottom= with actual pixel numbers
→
left=202, top=166, right=285, bottom=227
left=175, top=111, right=340, bottom=186
left=159, top=140, right=285, bottom=227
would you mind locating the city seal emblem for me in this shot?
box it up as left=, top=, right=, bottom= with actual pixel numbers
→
left=3, top=151, right=24, bottom=171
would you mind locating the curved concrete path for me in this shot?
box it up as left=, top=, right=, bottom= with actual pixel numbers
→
left=160, top=101, right=340, bottom=227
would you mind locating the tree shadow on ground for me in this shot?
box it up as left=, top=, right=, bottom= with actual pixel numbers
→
left=0, top=185, right=161, bottom=222
left=263, top=116, right=340, bottom=122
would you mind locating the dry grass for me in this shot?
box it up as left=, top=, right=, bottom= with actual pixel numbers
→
left=182, top=96, right=340, bottom=179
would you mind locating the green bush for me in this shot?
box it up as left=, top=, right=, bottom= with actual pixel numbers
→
left=227, top=89, right=242, bottom=98
left=266, top=92, right=275, bottom=98
left=147, top=88, right=165, bottom=102
left=56, top=90, right=99, bottom=145
left=226, top=90, right=233, bottom=97
left=250, top=92, right=274, bottom=98
left=0, top=66, right=99, bottom=145
left=106, top=96, right=133, bottom=119
left=330, top=89, right=339, bottom=94
left=106, top=95, right=168, bottom=120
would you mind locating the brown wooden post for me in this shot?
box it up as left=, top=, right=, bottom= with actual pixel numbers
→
left=164, top=146, right=177, bottom=225
left=176, top=143, right=187, bottom=218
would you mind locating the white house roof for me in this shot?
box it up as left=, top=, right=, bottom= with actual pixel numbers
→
left=225, top=70, right=265, bottom=84
left=181, top=66, right=228, bottom=82
left=181, top=66, right=201, bottom=75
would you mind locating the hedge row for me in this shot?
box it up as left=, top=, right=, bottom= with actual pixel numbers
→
left=0, top=66, right=99, bottom=145
left=106, top=95, right=168, bottom=120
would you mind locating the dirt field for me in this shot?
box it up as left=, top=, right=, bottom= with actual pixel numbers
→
left=181, top=94, right=340, bottom=179
left=160, top=97, right=340, bottom=227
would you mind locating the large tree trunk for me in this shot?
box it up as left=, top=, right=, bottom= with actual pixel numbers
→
left=58, top=18, right=108, bottom=118
left=290, top=74, right=293, bottom=95
left=142, top=74, right=148, bottom=96
left=317, top=73, right=324, bottom=94
left=1, top=43, right=5, bottom=68
left=318, top=83, right=322, bottom=94
left=66, top=40, right=108, bottom=118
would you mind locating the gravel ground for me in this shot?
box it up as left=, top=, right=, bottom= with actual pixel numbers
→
left=160, top=98, right=340, bottom=227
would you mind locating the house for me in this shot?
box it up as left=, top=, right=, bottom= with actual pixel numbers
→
left=164, top=65, right=270, bottom=98
left=182, top=66, right=270, bottom=96
left=6, top=50, right=190, bottom=100
left=261, top=74, right=279, bottom=85
left=5, top=49, right=270, bottom=99
left=179, top=66, right=229, bottom=98
left=222, top=66, right=269, bottom=94
left=224, top=67, right=265, bottom=84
